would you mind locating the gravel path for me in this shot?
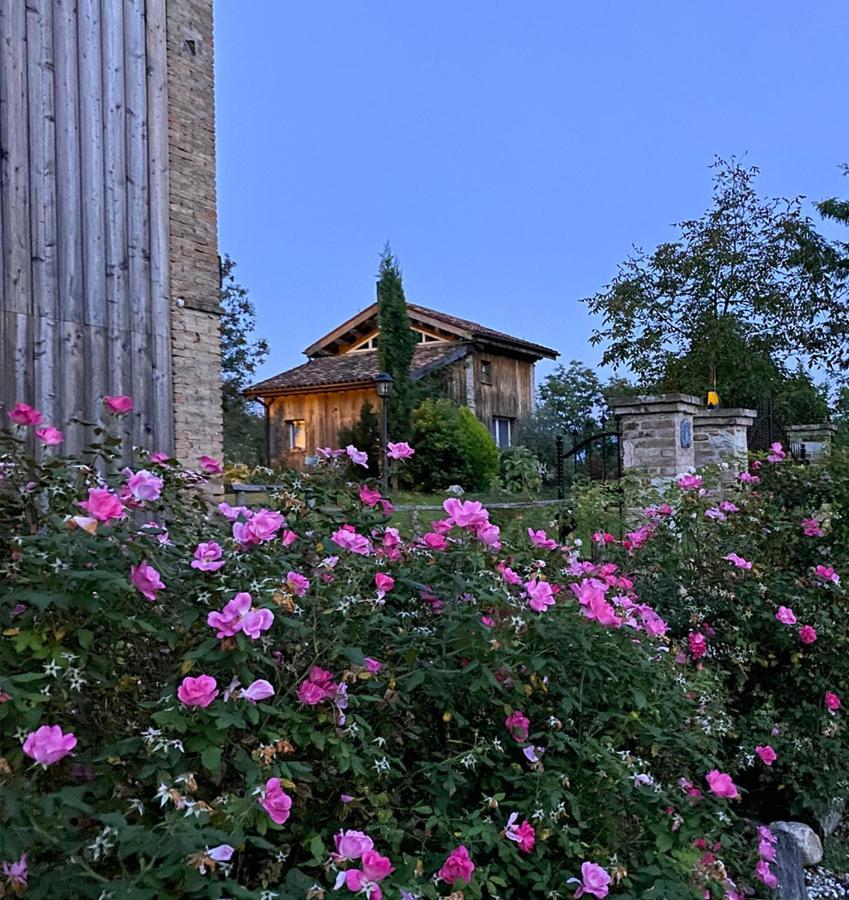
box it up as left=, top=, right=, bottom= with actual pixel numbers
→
left=807, top=866, right=849, bottom=898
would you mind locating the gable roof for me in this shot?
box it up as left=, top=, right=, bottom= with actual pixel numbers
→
left=304, top=302, right=558, bottom=360
left=245, top=342, right=470, bottom=397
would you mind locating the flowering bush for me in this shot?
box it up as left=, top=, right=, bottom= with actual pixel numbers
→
left=586, top=449, right=849, bottom=829
left=0, top=405, right=774, bottom=898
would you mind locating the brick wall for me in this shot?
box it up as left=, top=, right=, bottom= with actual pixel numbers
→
left=166, top=0, right=223, bottom=465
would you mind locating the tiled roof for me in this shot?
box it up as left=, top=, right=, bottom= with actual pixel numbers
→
left=245, top=342, right=469, bottom=396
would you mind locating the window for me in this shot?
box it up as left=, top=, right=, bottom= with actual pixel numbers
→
left=286, top=419, right=306, bottom=451
left=480, top=360, right=493, bottom=385
left=492, top=417, right=512, bottom=449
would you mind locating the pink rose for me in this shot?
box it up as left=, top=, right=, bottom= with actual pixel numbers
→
left=422, top=532, right=448, bottom=551
left=345, top=444, right=368, bottom=467
left=236, top=508, right=285, bottom=545
left=775, top=606, right=796, bottom=625
left=281, top=529, right=298, bottom=547
left=826, top=691, right=841, bottom=713
left=285, top=571, right=310, bottom=597
left=208, top=592, right=252, bottom=638
left=297, top=666, right=337, bottom=705
left=22, top=724, right=77, bottom=766
left=443, top=498, right=489, bottom=529
left=569, top=861, right=612, bottom=898
left=125, top=469, right=163, bottom=502
left=241, top=679, right=275, bottom=703
left=387, top=441, right=415, bottom=460
left=131, top=561, right=165, bottom=602
left=332, top=525, right=373, bottom=555
left=177, top=674, right=218, bottom=708
left=505, top=710, right=530, bottom=743
left=198, top=455, right=223, bottom=475
left=676, top=474, right=703, bottom=490
left=528, top=528, right=558, bottom=550
left=35, top=425, right=63, bottom=445
left=802, top=517, right=824, bottom=537
left=505, top=812, right=536, bottom=853
left=816, top=564, right=840, bottom=585
left=755, top=859, right=778, bottom=889
left=358, top=485, right=382, bottom=507
left=524, top=579, right=555, bottom=613
left=104, top=395, right=134, bottom=414
left=8, top=402, right=43, bottom=426
left=688, top=632, right=707, bottom=660
left=259, top=777, right=292, bottom=825
left=705, top=769, right=739, bottom=799
left=79, top=487, right=125, bottom=523
left=375, top=572, right=395, bottom=593
left=297, top=681, right=327, bottom=705
left=333, top=829, right=374, bottom=861
left=240, top=607, right=274, bottom=639
left=723, top=552, right=752, bottom=570
left=437, top=845, right=475, bottom=884
left=799, top=624, right=817, bottom=645
left=755, top=745, right=777, bottom=766
left=361, top=849, right=394, bottom=882
left=191, top=541, right=226, bottom=572
left=363, top=657, right=382, bottom=674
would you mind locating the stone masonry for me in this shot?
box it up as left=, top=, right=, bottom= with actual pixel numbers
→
left=166, top=0, right=223, bottom=465
left=610, top=394, right=702, bottom=482
left=693, top=408, right=756, bottom=478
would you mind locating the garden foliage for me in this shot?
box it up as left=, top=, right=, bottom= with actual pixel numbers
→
left=2, top=401, right=848, bottom=899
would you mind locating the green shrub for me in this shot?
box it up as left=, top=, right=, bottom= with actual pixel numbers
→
left=0, top=402, right=753, bottom=899
left=499, top=446, right=543, bottom=494
left=408, top=399, right=498, bottom=492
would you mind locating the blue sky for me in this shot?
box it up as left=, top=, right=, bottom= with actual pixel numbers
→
left=214, top=1, right=849, bottom=386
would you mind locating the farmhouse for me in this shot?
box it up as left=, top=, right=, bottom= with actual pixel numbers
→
left=246, top=302, right=558, bottom=468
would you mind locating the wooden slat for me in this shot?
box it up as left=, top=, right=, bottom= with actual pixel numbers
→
left=26, top=0, right=59, bottom=428
left=144, top=0, right=174, bottom=454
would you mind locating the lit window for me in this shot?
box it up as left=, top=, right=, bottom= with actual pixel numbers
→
left=286, top=419, right=306, bottom=451
left=492, top=417, right=512, bottom=448
left=481, top=360, right=493, bottom=385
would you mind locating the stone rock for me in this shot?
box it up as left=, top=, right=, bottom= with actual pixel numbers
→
left=770, top=822, right=824, bottom=867
left=771, top=830, right=808, bottom=899
left=819, top=799, right=844, bottom=838
left=445, top=485, right=465, bottom=496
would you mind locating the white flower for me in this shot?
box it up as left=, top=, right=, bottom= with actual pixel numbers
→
left=43, top=659, right=60, bottom=677
left=373, top=756, right=391, bottom=775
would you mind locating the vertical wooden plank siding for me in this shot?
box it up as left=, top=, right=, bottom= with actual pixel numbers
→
left=0, top=0, right=174, bottom=456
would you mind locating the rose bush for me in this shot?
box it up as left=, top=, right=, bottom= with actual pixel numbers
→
left=0, top=404, right=775, bottom=898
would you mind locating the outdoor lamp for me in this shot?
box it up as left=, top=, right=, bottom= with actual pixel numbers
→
left=375, top=372, right=394, bottom=398
left=374, top=373, right=394, bottom=494
left=707, top=390, right=719, bottom=409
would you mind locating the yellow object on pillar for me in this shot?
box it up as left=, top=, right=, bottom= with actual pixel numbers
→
left=707, top=390, right=720, bottom=409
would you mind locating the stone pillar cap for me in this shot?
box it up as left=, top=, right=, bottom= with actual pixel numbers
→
left=610, top=393, right=702, bottom=416
left=693, top=407, right=757, bottom=426
left=785, top=422, right=837, bottom=434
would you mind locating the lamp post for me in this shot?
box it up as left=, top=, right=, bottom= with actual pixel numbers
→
left=374, top=372, right=394, bottom=495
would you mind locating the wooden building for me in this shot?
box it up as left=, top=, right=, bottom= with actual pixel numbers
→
left=246, top=303, right=558, bottom=468
left=0, top=0, right=223, bottom=463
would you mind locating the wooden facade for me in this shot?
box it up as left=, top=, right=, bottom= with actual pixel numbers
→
left=249, top=303, right=557, bottom=469
left=0, top=0, right=223, bottom=463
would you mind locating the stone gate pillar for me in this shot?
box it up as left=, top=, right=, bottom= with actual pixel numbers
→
left=693, top=408, right=756, bottom=475
left=785, top=424, right=838, bottom=462
left=610, top=394, right=702, bottom=482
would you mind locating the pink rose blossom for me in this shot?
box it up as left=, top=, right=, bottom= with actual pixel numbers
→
left=297, top=666, right=338, bottom=705
left=816, top=564, right=840, bottom=585
left=22, top=724, right=77, bottom=766
left=259, top=777, right=292, bottom=825
left=79, top=487, right=125, bottom=523
left=240, top=607, right=274, bottom=639
left=826, top=691, right=841, bottom=713
left=218, top=501, right=250, bottom=521
left=705, top=769, right=739, bottom=799
left=191, top=542, right=225, bottom=572
left=755, top=745, right=777, bottom=766
left=688, top=632, right=707, bottom=660
left=767, top=442, right=786, bottom=463
left=104, top=394, right=134, bottom=414
left=35, top=425, right=63, bottom=445
left=499, top=564, right=523, bottom=585
left=363, top=657, right=382, bottom=673
left=359, top=485, right=383, bottom=507
left=8, top=402, right=43, bottom=425
left=207, top=844, right=234, bottom=865
left=443, top=498, right=490, bottom=529
left=177, top=675, right=218, bottom=708
left=422, top=531, right=448, bottom=551
left=131, top=561, right=165, bottom=602
left=286, top=571, right=310, bottom=597
left=755, top=859, right=778, bottom=889
left=125, top=469, right=163, bottom=502
left=280, top=528, right=298, bottom=546
left=437, top=845, right=475, bottom=884
left=198, top=455, right=223, bottom=475
left=345, top=444, right=368, bottom=467
left=677, top=473, right=703, bottom=490
left=528, top=528, right=558, bottom=550
left=775, top=606, right=796, bottom=625
left=723, top=552, right=752, bottom=570
left=333, top=829, right=374, bottom=861
left=332, top=525, right=373, bottom=555
left=569, top=861, right=612, bottom=898
left=234, top=508, right=285, bottom=545
left=524, top=579, right=555, bottom=613
left=738, top=471, right=760, bottom=484
left=150, top=451, right=171, bottom=464
left=361, top=850, right=394, bottom=882
left=505, top=812, right=536, bottom=853
left=375, top=572, right=395, bottom=594
left=505, top=710, right=530, bottom=743
left=802, top=517, right=824, bottom=537
left=208, top=592, right=252, bottom=638
left=387, top=441, right=415, bottom=459
left=241, top=679, right=275, bottom=703
left=592, top=531, right=617, bottom=544
left=799, top=624, right=817, bottom=645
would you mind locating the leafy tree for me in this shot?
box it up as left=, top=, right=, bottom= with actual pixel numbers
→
left=376, top=245, right=418, bottom=440
left=585, top=159, right=847, bottom=399
left=220, top=255, right=270, bottom=464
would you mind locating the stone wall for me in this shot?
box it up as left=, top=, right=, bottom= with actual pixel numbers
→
left=693, top=409, right=756, bottom=477
left=166, top=0, right=223, bottom=465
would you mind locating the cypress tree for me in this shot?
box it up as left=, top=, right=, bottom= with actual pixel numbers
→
left=376, top=245, right=417, bottom=439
